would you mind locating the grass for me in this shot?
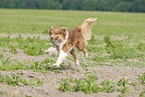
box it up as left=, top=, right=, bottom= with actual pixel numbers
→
left=0, top=73, right=42, bottom=86
left=138, top=73, right=145, bottom=85
left=0, top=8, right=145, bottom=96
left=59, top=70, right=115, bottom=94
left=0, top=35, right=50, bottom=56
left=0, top=9, right=145, bottom=37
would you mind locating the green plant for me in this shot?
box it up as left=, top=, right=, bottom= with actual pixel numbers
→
left=0, top=57, right=28, bottom=71
left=117, top=77, right=129, bottom=87
left=0, top=36, right=50, bottom=56
left=1, top=91, right=8, bottom=97
left=29, top=77, right=42, bottom=86
left=30, top=60, right=51, bottom=73
left=59, top=71, right=101, bottom=94
left=59, top=76, right=117, bottom=94
left=42, top=29, right=48, bottom=34
left=138, top=73, right=145, bottom=85
left=137, top=43, right=145, bottom=51
left=104, top=36, right=115, bottom=48
left=140, top=91, right=145, bottom=97
left=5, top=74, right=20, bottom=85
left=0, top=74, right=24, bottom=86
left=9, top=47, right=18, bottom=54
left=100, top=79, right=115, bottom=93
left=0, top=73, right=42, bottom=86
left=0, top=74, right=5, bottom=83
left=117, top=86, right=128, bottom=95
left=117, top=77, right=129, bottom=96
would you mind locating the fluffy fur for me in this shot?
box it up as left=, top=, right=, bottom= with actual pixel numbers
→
left=45, top=18, right=97, bottom=67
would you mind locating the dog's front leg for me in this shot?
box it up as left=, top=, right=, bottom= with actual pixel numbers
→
left=53, top=50, right=67, bottom=67
left=45, top=46, right=58, bottom=55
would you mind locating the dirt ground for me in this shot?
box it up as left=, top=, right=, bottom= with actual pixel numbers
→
left=0, top=34, right=145, bottom=97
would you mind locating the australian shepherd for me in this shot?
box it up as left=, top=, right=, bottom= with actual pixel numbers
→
left=45, top=18, right=97, bottom=67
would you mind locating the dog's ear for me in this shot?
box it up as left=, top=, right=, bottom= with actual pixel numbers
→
left=61, top=27, right=68, bottom=32
left=49, top=26, right=53, bottom=29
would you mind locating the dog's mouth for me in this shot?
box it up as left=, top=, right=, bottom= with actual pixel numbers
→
left=51, top=37, right=64, bottom=42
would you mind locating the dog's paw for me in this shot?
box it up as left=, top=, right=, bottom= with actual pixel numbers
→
left=75, top=60, right=80, bottom=66
left=45, top=47, right=58, bottom=55
left=45, top=50, right=50, bottom=54
left=53, top=64, right=60, bottom=68
left=85, top=53, right=88, bottom=58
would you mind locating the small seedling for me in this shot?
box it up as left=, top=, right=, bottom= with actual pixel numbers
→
left=138, top=73, right=145, bottom=85
left=100, top=79, right=115, bottom=93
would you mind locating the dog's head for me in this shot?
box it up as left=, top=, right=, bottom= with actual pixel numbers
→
left=49, top=26, right=68, bottom=42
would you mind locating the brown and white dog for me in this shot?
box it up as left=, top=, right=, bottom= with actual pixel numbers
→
left=45, top=18, right=97, bottom=67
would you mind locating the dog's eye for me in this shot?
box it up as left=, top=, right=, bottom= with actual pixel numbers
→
left=55, top=33, right=58, bottom=35
left=49, top=32, right=52, bottom=35
left=49, top=30, right=53, bottom=34
left=60, top=32, right=65, bottom=36
left=62, top=32, right=66, bottom=36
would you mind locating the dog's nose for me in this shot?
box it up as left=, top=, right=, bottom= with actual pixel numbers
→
left=50, top=36, right=53, bottom=39
left=50, top=37, right=53, bottom=39
left=50, top=35, right=53, bottom=39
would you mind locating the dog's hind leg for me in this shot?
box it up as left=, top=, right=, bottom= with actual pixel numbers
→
left=70, top=49, right=80, bottom=66
left=82, top=48, right=88, bottom=58
left=76, top=42, right=88, bottom=58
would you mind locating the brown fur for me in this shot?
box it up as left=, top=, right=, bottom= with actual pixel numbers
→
left=48, top=18, right=97, bottom=66
left=62, top=27, right=88, bottom=62
left=80, top=18, right=97, bottom=40
left=49, top=27, right=67, bottom=40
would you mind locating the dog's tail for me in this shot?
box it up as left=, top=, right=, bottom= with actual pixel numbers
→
left=80, top=18, right=97, bottom=40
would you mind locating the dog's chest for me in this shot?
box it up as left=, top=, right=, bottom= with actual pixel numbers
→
left=52, top=39, right=67, bottom=50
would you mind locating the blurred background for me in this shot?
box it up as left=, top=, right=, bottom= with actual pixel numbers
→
left=0, top=0, right=145, bottom=12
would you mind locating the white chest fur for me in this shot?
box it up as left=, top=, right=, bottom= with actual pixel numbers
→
left=53, top=30, right=69, bottom=50
left=53, top=30, right=69, bottom=67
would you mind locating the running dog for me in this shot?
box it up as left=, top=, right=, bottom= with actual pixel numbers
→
left=45, top=18, right=97, bottom=67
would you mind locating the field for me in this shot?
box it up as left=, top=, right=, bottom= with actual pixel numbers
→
left=0, top=9, right=145, bottom=97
